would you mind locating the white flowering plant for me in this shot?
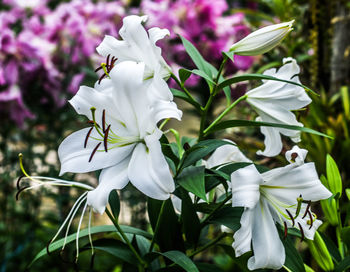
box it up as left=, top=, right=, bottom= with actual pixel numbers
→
left=16, top=15, right=348, bottom=272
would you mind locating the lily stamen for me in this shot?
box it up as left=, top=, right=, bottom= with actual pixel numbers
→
left=102, top=109, right=106, bottom=132
left=307, top=210, right=314, bottom=229
left=89, top=143, right=101, bottom=162
left=294, top=195, right=303, bottom=218
left=302, top=201, right=311, bottom=219
left=283, top=221, right=288, bottom=239
left=84, top=127, right=94, bottom=148
left=285, top=209, right=295, bottom=226
left=298, top=222, right=305, bottom=241
left=104, top=125, right=111, bottom=152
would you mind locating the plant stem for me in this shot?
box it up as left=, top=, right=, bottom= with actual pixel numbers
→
left=149, top=200, right=166, bottom=253
left=335, top=198, right=344, bottom=258
left=189, top=232, right=228, bottom=257
left=200, top=194, right=232, bottom=227
left=203, top=95, right=247, bottom=135
left=213, top=57, right=228, bottom=93
left=105, top=208, right=146, bottom=269
left=170, top=73, right=197, bottom=104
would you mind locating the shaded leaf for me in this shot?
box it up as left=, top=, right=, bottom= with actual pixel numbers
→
left=109, top=190, right=120, bottom=219
left=208, top=206, right=243, bottom=231
left=177, top=166, right=207, bottom=202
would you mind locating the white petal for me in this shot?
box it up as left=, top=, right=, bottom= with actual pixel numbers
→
left=285, top=145, right=308, bottom=165
left=207, top=140, right=251, bottom=168
left=262, top=163, right=332, bottom=204
left=96, top=35, right=135, bottom=61
left=233, top=208, right=253, bottom=257
left=247, top=200, right=285, bottom=270
left=87, top=157, right=130, bottom=214
left=58, top=128, right=135, bottom=175
left=128, top=132, right=174, bottom=200
left=256, top=119, right=283, bottom=157
left=231, top=164, right=261, bottom=209
left=148, top=27, right=170, bottom=45
left=295, top=213, right=323, bottom=240
left=151, top=100, right=182, bottom=123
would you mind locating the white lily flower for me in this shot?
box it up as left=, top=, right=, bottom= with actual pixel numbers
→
left=58, top=61, right=176, bottom=214
left=230, top=20, right=294, bottom=56
left=231, top=146, right=331, bottom=270
left=246, top=57, right=312, bottom=157
left=96, top=15, right=171, bottom=80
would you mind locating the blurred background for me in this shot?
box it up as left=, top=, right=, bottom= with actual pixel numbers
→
left=0, top=0, right=349, bottom=271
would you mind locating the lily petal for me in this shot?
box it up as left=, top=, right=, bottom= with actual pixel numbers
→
left=231, top=164, right=261, bottom=209
left=256, top=118, right=283, bottom=157
left=58, top=128, right=135, bottom=175
left=247, top=200, right=285, bottom=270
left=128, top=131, right=174, bottom=200
left=285, top=145, right=308, bottom=165
left=87, top=157, right=130, bottom=214
left=233, top=208, right=253, bottom=257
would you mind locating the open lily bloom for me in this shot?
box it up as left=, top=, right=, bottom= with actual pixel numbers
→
left=246, top=57, right=312, bottom=157
left=231, top=146, right=331, bottom=270
left=58, top=61, right=177, bottom=214
left=96, top=15, right=171, bottom=80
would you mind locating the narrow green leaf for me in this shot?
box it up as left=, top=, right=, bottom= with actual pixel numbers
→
left=281, top=235, right=306, bottom=272
left=30, top=225, right=151, bottom=266
left=177, top=166, right=207, bottom=202
left=191, top=69, right=215, bottom=85
left=335, top=256, right=350, bottom=272
left=205, top=119, right=333, bottom=139
left=222, top=51, right=234, bottom=62
left=180, top=189, right=201, bottom=245
left=179, top=68, right=192, bottom=83
left=341, top=86, right=350, bottom=119
left=160, top=250, right=199, bottom=272
left=147, top=198, right=185, bottom=252
left=217, top=73, right=317, bottom=95
left=326, top=154, right=342, bottom=197
left=194, top=202, right=222, bottom=214
left=341, top=226, right=350, bottom=249
left=109, top=190, right=120, bottom=219
left=170, top=88, right=202, bottom=111
left=346, top=188, right=350, bottom=201
left=89, top=238, right=136, bottom=264
left=178, top=139, right=232, bottom=171
left=195, top=262, right=225, bottom=272
left=208, top=206, right=243, bottom=231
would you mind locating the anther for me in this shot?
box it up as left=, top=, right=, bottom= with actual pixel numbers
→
left=89, top=143, right=101, bottom=162
left=298, top=222, right=305, bottom=241
left=307, top=210, right=313, bottom=229
left=16, top=186, right=30, bottom=201
left=302, top=201, right=311, bottom=219
left=283, top=221, right=288, bottom=239
left=106, top=54, right=110, bottom=66
left=286, top=209, right=295, bottom=226
left=16, top=175, right=25, bottom=190
left=104, top=125, right=111, bottom=152
left=84, top=127, right=94, bottom=148
left=102, top=109, right=106, bottom=132
left=291, top=152, right=298, bottom=162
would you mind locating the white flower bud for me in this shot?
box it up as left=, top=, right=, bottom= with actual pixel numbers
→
left=230, top=20, right=294, bottom=56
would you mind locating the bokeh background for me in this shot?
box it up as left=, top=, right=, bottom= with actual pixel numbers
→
left=1, top=0, right=350, bottom=271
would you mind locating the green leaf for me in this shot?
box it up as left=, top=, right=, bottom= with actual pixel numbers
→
left=326, top=154, right=342, bottom=197
left=281, top=235, right=306, bottom=272
left=177, top=166, right=207, bottom=202
left=194, top=202, right=222, bottom=214
left=346, top=188, right=350, bottom=201
left=160, top=250, right=199, bottom=272
left=178, top=139, right=232, bottom=171
left=147, top=198, right=185, bottom=252
left=319, top=232, right=342, bottom=263
left=216, top=73, right=317, bottom=95
left=179, top=68, right=192, bottom=83
left=179, top=35, right=217, bottom=86
left=208, top=206, right=243, bottom=231
left=341, top=226, right=350, bottom=249
left=335, top=256, right=350, bottom=272
left=89, top=238, right=136, bottom=264
left=191, top=69, right=215, bottom=85
left=205, top=119, right=333, bottom=139
left=30, top=225, right=151, bottom=266
left=109, top=190, right=120, bottom=219
left=195, top=262, right=225, bottom=272
left=222, top=51, right=234, bottom=62
left=170, top=88, right=202, bottom=111
left=180, top=189, right=201, bottom=245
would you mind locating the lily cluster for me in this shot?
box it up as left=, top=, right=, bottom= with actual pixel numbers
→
left=17, top=13, right=333, bottom=271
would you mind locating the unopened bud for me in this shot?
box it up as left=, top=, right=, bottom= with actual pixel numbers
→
left=229, top=20, right=294, bottom=56
left=307, top=231, right=334, bottom=271
left=321, top=197, right=338, bottom=226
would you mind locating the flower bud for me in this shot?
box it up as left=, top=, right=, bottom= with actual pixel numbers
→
left=326, top=154, right=342, bottom=197
left=229, top=20, right=294, bottom=56
left=321, top=198, right=338, bottom=225
left=307, top=231, right=334, bottom=271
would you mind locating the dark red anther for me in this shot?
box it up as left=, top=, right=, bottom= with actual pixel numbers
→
left=283, top=221, right=288, bottom=239
left=302, top=201, right=311, bottom=219
left=84, top=127, right=94, bottom=148
left=106, top=54, right=110, bottom=67
left=89, top=143, right=101, bottom=162
left=98, top=73, right=106, bottom=84
left=298, top=222, right=305, bottom=241
left=104, top=125, right=111, bottom=152
left=291, top=152, right=298, bottom=161
left=308, top=210, right=313, bottom=229
left=87, top=120, right=95, bottom=124
left=16, top=175, right=24, bottom=190
left=286, top=209, right=295, bottom=227
left=94, top=66, right=103, bottom=73
left=102, top=109, right=106, bottom=132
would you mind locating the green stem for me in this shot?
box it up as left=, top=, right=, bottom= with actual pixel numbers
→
left=213, top=57, right=228, bottom=93
left=335, top=198, right=344, bottom=258
left=198, top=94, right=215, bottom=141
left=203, top=95, right=247, bottom=135
left=149, top=200, right=166, bottom=253
left=189, top=232, right=228, bottom=257
left=200, top=194, right=232, bottom=227
left=105, top=209, right=146, bottom=269
left=170, top=73, right=198, bottom=105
